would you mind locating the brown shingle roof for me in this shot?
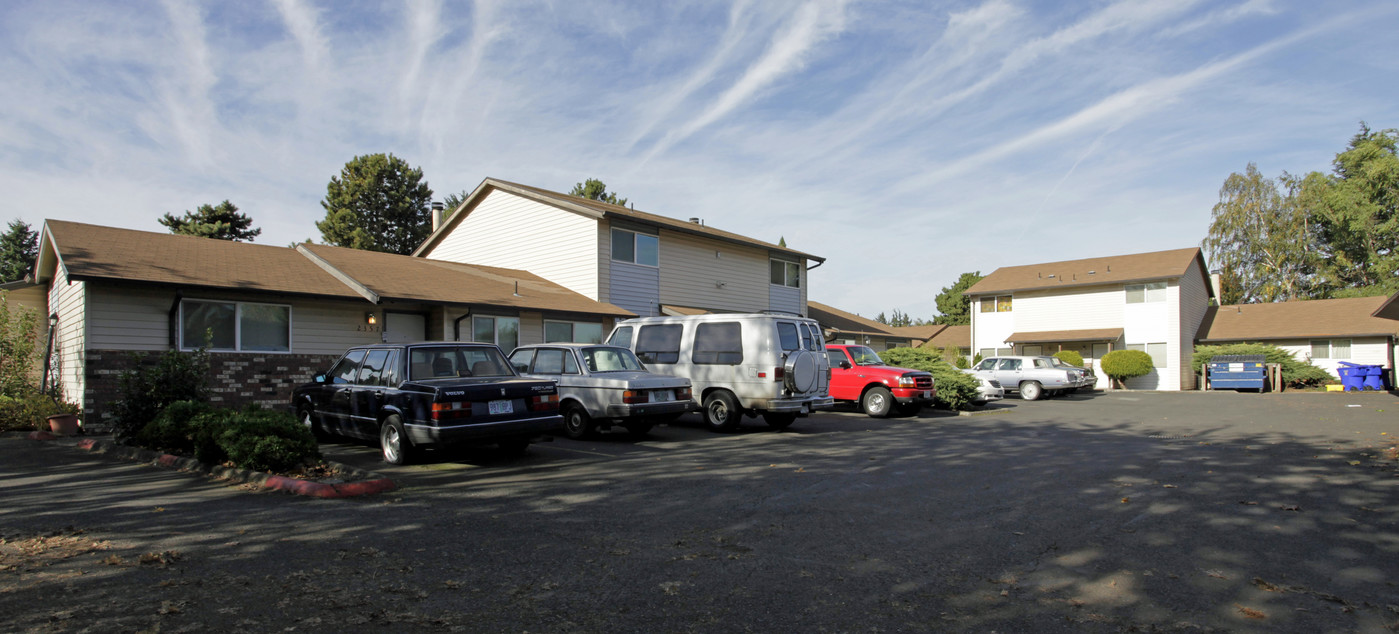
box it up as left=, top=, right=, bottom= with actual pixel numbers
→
left=921, top=324, right=970, bottom=349
left=1375, top=291, right=1399, bottom=321
left=807, top=301, right=900, bottom=337
left=889, top=325, right=946, bottom=342
left=967, top=247, right=1208, bottom=296
left=1005, top=328, right=1125, bottom=344
left=300, top=244, right=633, bottom=316
left=1197, top=296, right=1399, bottom=341
left=41, top=220, right=364, bottom=299
left=415, top=178, right=824, bottom=263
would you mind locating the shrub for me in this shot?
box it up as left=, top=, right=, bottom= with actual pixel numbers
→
left=1052, top=350, right=1084, bottom=367
left=0, top=293, right=42, bottom=399
left=875, top=347, right=981, bottom=410
left=133, top=404, right=320, bottom=473
left=1191, top=343, right=1333, bottom=389
left=135, top=400, right=213, bottom=454
left=954, top=355, right=970, bottom=370
left=1100, top=350, right=1154, bottom=388
left=109, top=347, right=211, bottom=440
left=0, top=391, right=80, bottom=432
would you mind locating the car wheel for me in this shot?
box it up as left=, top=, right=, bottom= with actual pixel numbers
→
left=762, top=412, right=797, bottom=430
left=379, top=415, right=414, bottom=465
left=498, top=438, right=531, bottom=456
left=624, top=422, right=654, bottom=438
left=1020, top=381, right=1043, bottom=401
left=297, top=403, right=328, bottom=441
left=562, top=403, right=594, bottom=440
left=703, top=391, right=742, bottom=432
left=862, top=387, right=894, bottom=418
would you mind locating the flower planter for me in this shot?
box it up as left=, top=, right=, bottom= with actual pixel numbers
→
left=47, top=414, right=80, bottom=436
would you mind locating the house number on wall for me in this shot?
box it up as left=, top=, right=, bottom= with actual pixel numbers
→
left=356, top=325, right=382, bottom=332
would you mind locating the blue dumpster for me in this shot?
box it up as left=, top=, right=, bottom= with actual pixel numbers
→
left=1208, top=355, right=1267, bottom=391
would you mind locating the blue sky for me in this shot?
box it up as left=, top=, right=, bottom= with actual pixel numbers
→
left=2, top=1, right=1396, bottom=320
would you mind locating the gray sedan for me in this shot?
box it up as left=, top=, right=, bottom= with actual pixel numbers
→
left=509, top=343, right=693, bottom=439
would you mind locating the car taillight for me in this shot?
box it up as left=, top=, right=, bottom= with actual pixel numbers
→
left=431, top=401, right=471, bottom=420
left=622, top=390, right=646, bottom=404
left=773, top=367, right=785, bottom=382
left=676, top=386, right=692, bottom=401
left=530, top=394, right=559, bottom=411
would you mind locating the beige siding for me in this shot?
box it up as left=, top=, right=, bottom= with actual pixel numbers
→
left=1177, top=259, right=1211, bottom=389
left=519, top=312, right=544, bottom=347
left=86, top=286, right=380, bottom=355
left=424, top=190, right=600, bottom=300
left=659, top=230, right=768, bottom=312
left=2, top=286, right=49, bottom=385
left=48, top=268, right=86, bottom=405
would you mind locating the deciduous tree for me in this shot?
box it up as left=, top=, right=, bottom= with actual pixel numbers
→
left=1302, top=124, right=1399, bottom=296
left=317, top=153, right=434, bottom=254
left=159, top=200, right=261, bottom=241
left=1201, top=164, right=1316, bottom=304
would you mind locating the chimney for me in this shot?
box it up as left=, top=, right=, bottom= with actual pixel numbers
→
left=1209, top=270, right=1223, bottom=304
left=431, top=201, right=445, bottom=231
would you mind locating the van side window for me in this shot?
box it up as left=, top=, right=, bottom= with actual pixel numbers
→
left=693, top=322, right=743, bottom=365
left=636, top=324, right=682, bottom=364
left=608, top=326, right=633, bottom=348
left=777, top=322, right=800, bottom=351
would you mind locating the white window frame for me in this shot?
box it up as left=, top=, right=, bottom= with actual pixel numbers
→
left=770, top=258, right=801, bottom=288
left=472, top=315, right=521, bottom=352
left=1310, top=339, right=1351, bottom=360
left=1126, top=342, right=1168, bottom=368
left=544, top=320, right=604, bottom=344
left=1126, top=281, right=1168, bottom=304
left=611, top=228, right=659, bottom=267
left=178, top=299, right=293, bottom=353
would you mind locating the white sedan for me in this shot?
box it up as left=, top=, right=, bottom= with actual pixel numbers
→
left=509, top=343, right=693, bottom=439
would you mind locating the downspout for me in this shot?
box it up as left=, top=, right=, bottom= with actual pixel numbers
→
left=168, top=290, right=184, bottom=349
left=453, top=309, right=472, bottom=342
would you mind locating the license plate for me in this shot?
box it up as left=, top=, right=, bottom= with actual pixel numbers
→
left=922, top=391, right=932, bottom=399
left=649, top=389, right=674, bottom=403
left=488, top=399, right=513, bottom=415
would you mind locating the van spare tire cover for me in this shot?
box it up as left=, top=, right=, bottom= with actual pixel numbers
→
left=786, top=350, right=819, bottom=392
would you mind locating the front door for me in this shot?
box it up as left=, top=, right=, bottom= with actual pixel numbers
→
left=385, top=312, right=427, bottom=343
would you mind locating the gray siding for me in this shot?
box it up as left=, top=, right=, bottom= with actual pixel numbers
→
left=609, top=260, right=660, bottom=316
left=658, top=230, right=769, bottom=312
left=769, top=284, right=801, bottom=315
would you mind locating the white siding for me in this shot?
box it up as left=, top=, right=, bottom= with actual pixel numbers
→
left=659, top=230, right=768, bottom=312
left=1274, top=337, right=1393, bottom=378
left=1123, top=282, right=1180, bottom=391
left=48, top=268, right=86, bottom=405
left=1177, top=259, right=1211, bottom=389
left=1014, top=286, right=1123, bottom=332
left=424, top=190, right=600, bottom=300
left=970, top=307, right=1015, bottom=353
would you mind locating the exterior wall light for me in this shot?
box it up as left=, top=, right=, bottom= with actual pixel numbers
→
left=366, top=312, right=378, bottom=326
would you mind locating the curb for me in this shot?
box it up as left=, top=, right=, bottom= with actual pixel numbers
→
left=29, top=434, right=396, bottom=498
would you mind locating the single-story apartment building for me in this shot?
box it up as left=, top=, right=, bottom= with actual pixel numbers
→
left=1197, top=295, right=1399, bottom=380
left=806, top=301, right=915, bottom=351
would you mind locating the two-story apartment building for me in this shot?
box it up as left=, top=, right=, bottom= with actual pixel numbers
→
left=414, top=179, right=824, bottom=319
left=967, top=248, right=1214, bottom=390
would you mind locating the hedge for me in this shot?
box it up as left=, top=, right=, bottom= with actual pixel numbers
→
left=873, top=347, right=981, bottom=410
left=134, top=402, right=320, bottom=473
left=1191, top=343, right=1333, bottom=388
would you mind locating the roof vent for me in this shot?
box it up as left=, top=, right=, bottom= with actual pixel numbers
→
left=1088, top=270, right=1096, bottom=275
left=1047, top=274, right=1056, bottom=279
left=689, top=217, right=704, bottom=225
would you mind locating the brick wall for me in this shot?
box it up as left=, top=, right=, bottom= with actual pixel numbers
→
left=83, top=350, right=339, bottom=429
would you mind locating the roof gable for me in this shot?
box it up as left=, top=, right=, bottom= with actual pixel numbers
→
left=1197, top=295, right=1399, bottom=341
left=968, top=247, right=1209, bottom=296
left=414, top=178, right=823, bottom=262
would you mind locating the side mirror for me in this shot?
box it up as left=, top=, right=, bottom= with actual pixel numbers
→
left=839, top=361, right=852, bottom=370
left=314, top=374, right=326, bottom=383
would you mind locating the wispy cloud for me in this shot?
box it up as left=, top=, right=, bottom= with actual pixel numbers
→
left=154, top=0, right=218, bottom=168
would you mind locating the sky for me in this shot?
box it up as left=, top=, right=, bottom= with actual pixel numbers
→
left=2, top=0, right=1397, bottom=321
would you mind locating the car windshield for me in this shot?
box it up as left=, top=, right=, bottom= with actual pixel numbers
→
left=848, top=346, right=884, bottom=366
left=408, top=346, right=514, bottom=380
left=582, top=346, right=647, bottom=373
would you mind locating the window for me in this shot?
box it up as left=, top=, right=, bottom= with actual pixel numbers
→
left=1126, top=342, right=1168, bottom=368
left=1023, top=345, right=1042, bottom=356
left=636, top=324, right=682, bottom=364
left=770, top=259, right=801, bottom=288
left=544, top=321, right=603, bottom=344
left=612, top=228, right=659, bottom=266
left=582, top=347, right=645, bottom=372
left=826, top=350, right=849, bottom=367
left=327, top=349, right=367, bottom=384
left=974, top=358, right=997, bottom=371
left=473, top=316, right=519, bottom=352
left=607, top=326, right=633, bottom=348
left=1125, top=282, right=1167, bottom=304
left=980, top=296, right=1012, bottom=313
left=693, top=322, right=743, bottom=365
left=997, top=359, right=1022, bottom=371
left=777, top=322, right=801, bottom=352
left=534, top=349, right=567, bottom=374
left=802, top=323, right=823, bottom=351
left=409, top=346, right=513, bottom=380
left=180, top=299, right=290, bottom=352
left=1311, top=339, right=1351, bottom=360
left=358, top=349, right=391, bottom=384
left=508, top=349, right=534, bottom=373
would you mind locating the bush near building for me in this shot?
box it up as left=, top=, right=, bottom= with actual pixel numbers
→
left=876, top=347, right=981, bottom=410
left=1190, top=343, right=1333, bottom=388
left=1100, top=350, right=1154, bottom=389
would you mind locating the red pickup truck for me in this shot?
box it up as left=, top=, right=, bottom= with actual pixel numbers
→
left=824, top=344, right=936, bottom=417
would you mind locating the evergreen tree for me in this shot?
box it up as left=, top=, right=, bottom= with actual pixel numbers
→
left=569, top=178, right=628, bottom=207
left=317, top=153, right=434, bottom=255
left=0, top=220, right=39, bottom=283
left=159, top=200, right=261, bottom=241
left=933, top=272, right=983, bottom=325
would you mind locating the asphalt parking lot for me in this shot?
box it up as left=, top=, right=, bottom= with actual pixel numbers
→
left=2, top=390, right=1397, bottom=632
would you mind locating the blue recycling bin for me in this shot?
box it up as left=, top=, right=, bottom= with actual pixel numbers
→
left=1337, top=363, right=1364, bottom=391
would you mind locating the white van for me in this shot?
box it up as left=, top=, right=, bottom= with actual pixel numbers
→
left=605, top=313, right=833, bottom=431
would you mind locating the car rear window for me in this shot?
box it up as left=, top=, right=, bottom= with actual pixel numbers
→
left=777, top=322, right=800, bottom=351
left=693, top=322, right=743, bottom=365
left=410, top=346, right=514, bottom=379
left=636, top=324, right=682, bottom=365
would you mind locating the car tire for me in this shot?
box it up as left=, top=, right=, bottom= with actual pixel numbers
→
left=562, top=403, right=594, bottom=440
left=379, top=415, right=414, bottom=465
left=703, top=390, right=742, bottom=432
left=624, top=422, right=654, bottom=438
left=862, top=387, right=894, bottom=418
left=498, top=438, right=531, bottom=456
left=762, top=412, right=797, bottom=430
left=1020, top=381, right=1043, bottom=401
left=298, top=403, right=328, bottom=441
